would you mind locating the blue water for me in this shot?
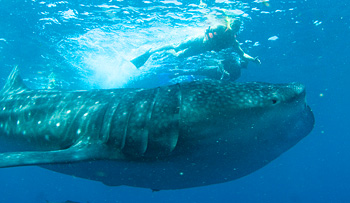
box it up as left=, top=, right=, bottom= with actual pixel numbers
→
left=0, top=0, right=349, bottom=202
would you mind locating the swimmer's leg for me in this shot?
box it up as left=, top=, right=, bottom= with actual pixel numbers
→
left=131, top=37, right=203, bottom=68
left=131, top=45, right=177, bottom=68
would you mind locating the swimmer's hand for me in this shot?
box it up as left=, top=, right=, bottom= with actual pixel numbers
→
left=254, top=57, right=261, bottom=65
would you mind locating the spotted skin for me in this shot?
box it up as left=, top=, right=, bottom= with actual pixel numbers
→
left=0, top=67, right=314, bottom=190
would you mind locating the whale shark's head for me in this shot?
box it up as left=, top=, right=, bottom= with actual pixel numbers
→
left=180, top=80, right=311, bottom=122
left=179, top=79, right=314, bottom=170
left=181, top=80, right=308, bottom=115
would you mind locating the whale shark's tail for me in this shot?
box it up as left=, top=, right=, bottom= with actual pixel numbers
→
left=130, top=49, right=152, bottom=69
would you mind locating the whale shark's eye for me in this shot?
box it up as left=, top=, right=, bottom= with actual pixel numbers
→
left=272, top=99, right=278, bottom=104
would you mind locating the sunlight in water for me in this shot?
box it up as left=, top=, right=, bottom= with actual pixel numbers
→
left=60, top=25, right=204, bottom=88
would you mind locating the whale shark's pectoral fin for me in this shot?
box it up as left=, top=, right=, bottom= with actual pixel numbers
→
left=0, top=143, right=111, bottom=168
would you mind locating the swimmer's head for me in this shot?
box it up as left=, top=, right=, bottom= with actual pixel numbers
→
left=230, top=18, right=242, bottom=33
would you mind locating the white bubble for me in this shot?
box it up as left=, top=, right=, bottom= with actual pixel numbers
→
left=313, top=20, right=322, bottom=26
left=268, top=36, right=279, bottom=41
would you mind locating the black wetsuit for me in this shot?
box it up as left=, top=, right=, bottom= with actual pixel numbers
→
left=204, top=25, right=236, bottom=51
left=174, top=25, right=237, bottom=58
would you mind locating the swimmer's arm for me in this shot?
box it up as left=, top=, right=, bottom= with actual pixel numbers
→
left=233, top=40, right=261, bottom=64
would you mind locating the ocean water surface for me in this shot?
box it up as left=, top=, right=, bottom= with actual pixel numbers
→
left=0, top=0, right=349, bottom=202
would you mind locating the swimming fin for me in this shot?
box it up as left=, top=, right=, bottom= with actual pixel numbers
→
left=131, top=49, right=152, bottom=69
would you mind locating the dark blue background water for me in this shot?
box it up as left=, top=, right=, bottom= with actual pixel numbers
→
left=0, top=0, right=349, bottom=202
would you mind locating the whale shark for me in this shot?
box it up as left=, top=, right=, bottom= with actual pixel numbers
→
left=0, top=67, right=314, bottom=190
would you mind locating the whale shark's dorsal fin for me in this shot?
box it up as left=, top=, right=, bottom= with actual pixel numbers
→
left=1, top=66, right=29, bottom=94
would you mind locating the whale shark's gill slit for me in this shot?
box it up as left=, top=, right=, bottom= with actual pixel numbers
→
left=121, top=110, right=132, bottom=151
left=121, top=88, right=161, bottom=157
left=177, top=83, right=182, bottom=131
left=175, top=84, right=181, bottom=145
left=100, top=94, right=122, bottom=143
left=120, top=91, right=135, bottom=151
left=142, top=85, right=181, bottom=158
left=108, top=90, right=139, bottom=154
left=144, top=87, right=160, bottom=154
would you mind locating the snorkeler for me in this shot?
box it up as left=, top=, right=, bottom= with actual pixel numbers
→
left=131, top=18, right=261, bottom=69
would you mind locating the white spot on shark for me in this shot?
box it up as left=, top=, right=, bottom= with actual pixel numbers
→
left=67, top=110, right=71, bottom=114
left=77, top=129, right=81, bottom=134
left=84, top=113, right=88, bottom=117
left=38, top=121, right=42, bottom=124
left=56, top=123, right=60, bottom=127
